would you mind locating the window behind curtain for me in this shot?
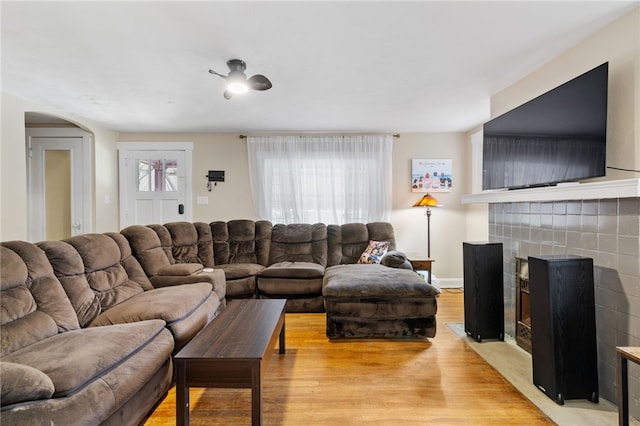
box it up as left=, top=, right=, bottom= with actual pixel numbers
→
left=247, top=135, right=392, bottom=224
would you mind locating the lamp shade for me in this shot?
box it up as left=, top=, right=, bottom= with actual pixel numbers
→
left=413, top=193, right=439, bottom=208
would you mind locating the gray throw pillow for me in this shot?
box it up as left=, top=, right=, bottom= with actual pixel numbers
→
left=0, top=362, right=55, bottom=406
left=380, top=250, right=413, bottom=270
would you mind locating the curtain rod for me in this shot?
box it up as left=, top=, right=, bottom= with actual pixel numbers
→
left=239, top=133, right=400, bottom=139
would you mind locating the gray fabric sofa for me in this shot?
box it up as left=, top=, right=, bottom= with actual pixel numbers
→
left=0, top=233, right=224, bottom=425
left=125, top=220, right=440, bottom=329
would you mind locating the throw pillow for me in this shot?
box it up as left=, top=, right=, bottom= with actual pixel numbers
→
left=0, top=362, right=55, bottom=406
left=357, top=240, right=391, bottom=264
left=380, top=250, right=413, bottom=270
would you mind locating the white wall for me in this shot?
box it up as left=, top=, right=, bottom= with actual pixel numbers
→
left=391, top=133, right=468, bottom=280
left=491, top=7, right=640, bottom=179
left=117, top=133, right=258, bottom=221
left=1, top=92, right=30, bottom=240
left=1, top=91, right=120, bottom=241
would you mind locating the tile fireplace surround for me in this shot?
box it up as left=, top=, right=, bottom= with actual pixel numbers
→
left=463, top=179, right=640, bottom=419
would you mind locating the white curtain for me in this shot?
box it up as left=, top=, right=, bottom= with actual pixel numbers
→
left=247, top=135, right=392, bottom=224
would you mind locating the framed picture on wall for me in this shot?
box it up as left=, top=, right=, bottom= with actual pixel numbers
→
left=411, top=159, right=452, bottom=193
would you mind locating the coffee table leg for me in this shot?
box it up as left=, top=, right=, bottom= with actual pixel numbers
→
left=279, top=316, right=286, bottom=354
left=176, top=360, right=189, bottom=426
left=617, top=352, right=628, bottom=426
left=252, top=366, right=263, bottom=426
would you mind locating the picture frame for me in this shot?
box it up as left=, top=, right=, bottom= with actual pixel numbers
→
left=411, top=159, right=452, bottom=193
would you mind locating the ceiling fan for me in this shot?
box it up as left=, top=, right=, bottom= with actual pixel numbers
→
left=208, top=59, right=272, bottom=100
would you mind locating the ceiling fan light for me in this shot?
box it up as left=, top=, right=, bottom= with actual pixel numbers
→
left=227, top=80, right=249, bottom=94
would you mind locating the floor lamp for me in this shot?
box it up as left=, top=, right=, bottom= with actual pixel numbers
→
left=413, top=193, right=440, bottom=258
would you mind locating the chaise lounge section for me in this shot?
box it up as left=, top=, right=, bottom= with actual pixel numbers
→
left=323, top=222, right=440, bottom=339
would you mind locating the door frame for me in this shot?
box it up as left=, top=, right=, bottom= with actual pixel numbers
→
left=117, top=142, right=193, bottom=227
left=26, top=127, right=92, bottom=242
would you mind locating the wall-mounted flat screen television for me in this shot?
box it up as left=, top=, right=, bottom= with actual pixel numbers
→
left=482, top=62, right=608, bottom=190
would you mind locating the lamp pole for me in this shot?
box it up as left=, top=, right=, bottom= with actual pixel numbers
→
left=413, top=193, right=439, bottom=260
left=426, top=206, right=432, bottom=258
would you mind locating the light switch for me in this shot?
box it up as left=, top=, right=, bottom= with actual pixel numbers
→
left=197, top=196, right=209, bottom=205
left=104, top=195, right=110, bottom=204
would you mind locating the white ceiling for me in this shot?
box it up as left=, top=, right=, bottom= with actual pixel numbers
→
left=2, top=1, right=638, bottom=134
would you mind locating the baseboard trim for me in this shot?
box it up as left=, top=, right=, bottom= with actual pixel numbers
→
left=435, top=278, right=462, bottom=289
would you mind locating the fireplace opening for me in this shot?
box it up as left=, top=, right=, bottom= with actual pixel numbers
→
left=516, top=256, right=532, bottom=353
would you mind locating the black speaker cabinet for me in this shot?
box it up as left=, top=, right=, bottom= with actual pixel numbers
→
left=529, top=255, right=598, bottom=405
left=463, top=242, right=504, bottom=342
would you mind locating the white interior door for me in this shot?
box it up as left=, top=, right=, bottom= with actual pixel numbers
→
left=27, top=129, right=91, bottom=242
left=118, top=143, right=193, bottom=227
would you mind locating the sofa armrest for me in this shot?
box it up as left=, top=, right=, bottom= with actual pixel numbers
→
left=157, top=263, right=203, bottom=276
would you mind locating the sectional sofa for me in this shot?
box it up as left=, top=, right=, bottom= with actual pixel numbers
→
left=0, top=220, right=439, bottom=425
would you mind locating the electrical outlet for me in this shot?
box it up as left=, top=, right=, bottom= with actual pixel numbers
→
left=197, top=196, right=209, bottom=205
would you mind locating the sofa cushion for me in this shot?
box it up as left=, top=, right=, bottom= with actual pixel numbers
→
left=163, top=222, right=215, bottom=267
left=211, top=220, right=272, bottom=266
left=2, top=320, right=169, bottom=398
left=165, top=221, right=199, bottom=262
left=105, top=232, right=154, bottom=291
left=63, top=234, right=148, bottom=311
left=327, top=222, right=397, bottom=266
left=121, top=225, right=173, bottom=276
left=260, top=261, right=325, bottom=279
left=89, top=283, right=213, bottom=329
left=214, top=263, right=265, bottom=280
left=37, top=240, right=102, bottom=327
left=323, top=264, right=440, bottom=298
left=0, top=362, right=55, bottom=406
left=268, top=223, right=327, bottom=266
left=1, top=243, right=81, bottom=355
left=38, top=234, right=153, bottom=324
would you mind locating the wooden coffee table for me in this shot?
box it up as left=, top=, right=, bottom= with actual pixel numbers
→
left=175, top=299, right=286, bottom=426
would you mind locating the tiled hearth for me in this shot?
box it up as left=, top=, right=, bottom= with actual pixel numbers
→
left=488, top=196, right=640, bottom=418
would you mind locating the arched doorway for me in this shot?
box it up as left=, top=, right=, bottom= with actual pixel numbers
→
left=25, top=112, right=92, bottom=241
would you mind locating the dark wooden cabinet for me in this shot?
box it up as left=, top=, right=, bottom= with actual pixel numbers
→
left=463, top=242, right=504, bottom=342
left=529, top=255, right=598, bottom=405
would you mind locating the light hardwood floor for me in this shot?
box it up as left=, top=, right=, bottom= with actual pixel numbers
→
left=143, top=290, right=554, bottom=425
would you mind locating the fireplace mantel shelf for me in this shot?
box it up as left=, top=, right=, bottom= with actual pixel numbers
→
left=461, top=178, right=640, bottom=204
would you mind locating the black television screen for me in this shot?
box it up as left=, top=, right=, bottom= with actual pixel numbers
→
left=482, top=62, right=608, bottom=190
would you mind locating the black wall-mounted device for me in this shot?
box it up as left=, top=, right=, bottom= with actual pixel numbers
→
left=207, top=170, right=225, bottom=182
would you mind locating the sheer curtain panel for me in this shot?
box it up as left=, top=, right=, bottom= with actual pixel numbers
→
left=247, top=135, right=392, bottom=224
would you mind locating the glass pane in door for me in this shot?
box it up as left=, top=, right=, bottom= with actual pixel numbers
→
left=137, top=158, right=177, bottom=192
left=45, top=150, right=71, bottom=240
